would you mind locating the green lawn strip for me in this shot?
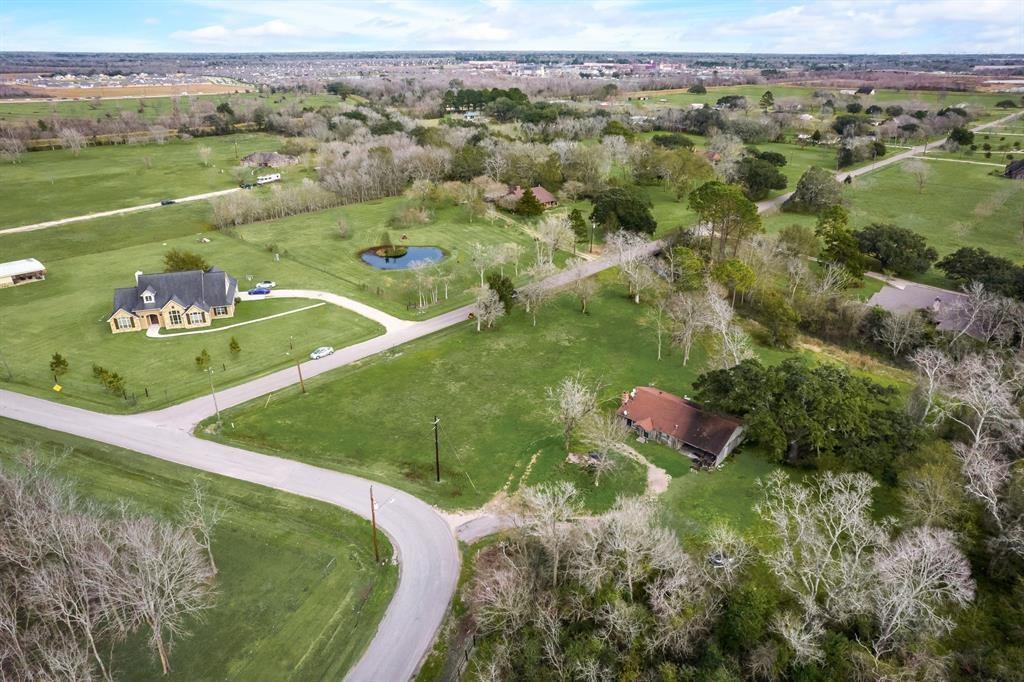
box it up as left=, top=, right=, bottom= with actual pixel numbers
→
left=0, top=267, right=384, bottom=412
left=633, top=84, right=1016, bottom=114
left=0, top=417, right=397, bottom=681
left=0, top=200, right=215, bottom=263
left=0, top=132, right=314, bottom=228
left=202, top=277, right=795, bottom=512
left=158, top=298, right=322, bottom=335
left=0, top=91, right=351, bottom=123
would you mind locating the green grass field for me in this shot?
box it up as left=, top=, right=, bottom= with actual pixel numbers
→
left=0, top=417, right=397, bottom=681
left=0, top=132, right=311, bottom=228
left=0, top=91, right=352, bottom=123
left=0, top=191, right=557, bottom=411
left=203, top=274, right=795, bottom=511
left=632, top=84, right=1018, bottom=118
left=0, top=246, right=384, bottom=412
left=763, top=155, right=1024, bottom=271
left=231, top=197, right=544, bottom=317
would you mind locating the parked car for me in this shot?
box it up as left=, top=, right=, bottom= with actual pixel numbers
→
left=309, top=346, right=334, bottom=360
left=239, top=183, right=255, bottom=189
left=160, top=199, right=176, bottom=206
left=247, top=287, right=271, bottom=296
left=256, top=280, right=276, bottom=289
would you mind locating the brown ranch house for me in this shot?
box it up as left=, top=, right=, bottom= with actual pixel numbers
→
left=505, top=185, right=558, bottom=208
left=107, top=268, right=238, bottom=334
left=617, top=387, right=744, bottom=468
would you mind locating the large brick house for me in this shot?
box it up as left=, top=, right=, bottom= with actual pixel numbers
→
left=107, top=268, right=237, bottom=334
left=617, top=387, right=744, bottom=467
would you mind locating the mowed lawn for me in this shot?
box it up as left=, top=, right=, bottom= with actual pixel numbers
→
left=0, top=236, right=384, bottom=412
left=632, top=84, right=1018, bottom=118
left=0, top=132, right=303, bottom=227
left=204, top=276, right=794, bottom=511
left=763, top=156, right=1024, bottom=269
left=0, top=91, right=351, bottom=123
left=234, top=196, right=544, bottom=317
left=0, top=418, right=397, bottom=681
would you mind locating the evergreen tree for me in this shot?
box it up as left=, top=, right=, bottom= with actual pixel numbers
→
left=515, top=188, right=544, bottom=216
left=568, top=208, right=588, bottom=242
left=759, top=90, right=774, bottom=112
left=195, top=349, right=211, bottom=371
left=49, top=352, right=69, bottom=380
left=229, top=337, right=241, bottom=355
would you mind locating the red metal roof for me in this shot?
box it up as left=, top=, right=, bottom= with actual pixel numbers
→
left=616, top=386, right=742, bottom=455
left=506, top=185, right=558, bottom=205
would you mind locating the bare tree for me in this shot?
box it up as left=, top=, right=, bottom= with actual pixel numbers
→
left=57, top=128, right=86, bottom=156
left=0, top=134, right=27, bottom=164
left=908, top=347, right=948, bottom=425
left=872, top=527, right=974, bottom=656
left=471, top=284, right=504, bottom=332
left=875, top=310, right=925, bottom=358
left=534, top=214, right=574, bottom=265
left=954, top=441, right=1010, bottom=529
left=947, top=281, right=1014, bottom=345
left=197, top=145, right=212, bottom=167
left=181, top=482, right=224, bottom=575
left=567, top=265, right=600, bottom=314
left=703, top=285, right=755, bottom=369
left=546, top=373, right=599, bottom=452
left=757, top=470, right=889, bottom=626
left=519, top=482, right=582, bottom=586
left=902, top=158, right=931, bottom=194
left=467, top=242, right=496, bottom=287
left=667, top=290, right=709, bottom=366
left=111, top=516, right=215, bottom=675
left=518, top=280, right=555, bottom=326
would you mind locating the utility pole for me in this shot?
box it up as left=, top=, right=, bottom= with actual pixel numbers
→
left=370, top=486, right=380, bottom=564
left=295, top=356, right=306, bottom=394
left=432, top=416, right=441, bottom=482
left=206, top=367, right=221, bottom=423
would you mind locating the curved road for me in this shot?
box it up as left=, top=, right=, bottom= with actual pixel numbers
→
left=0, top=392, right=459, bottom=682
left=1, top=107, right=1020, bottom=679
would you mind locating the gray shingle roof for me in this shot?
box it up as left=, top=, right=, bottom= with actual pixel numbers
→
left=110, top=269, right=237, bottom=318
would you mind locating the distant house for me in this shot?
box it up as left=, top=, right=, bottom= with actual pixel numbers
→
left=617, top=387, right=744, bottom=467
left=240, top=151, right=299, bottom=167
left=1005, top=159, right=1024, bottom=180
left=107, top=268, right=237, bottom=334
left=702, top=150, right=722, bottom=163
left=856, top=86, right=876, bottom=95
left=0, top=258, right=46, bottom=288
left=504, top=185, right=558, bottom=208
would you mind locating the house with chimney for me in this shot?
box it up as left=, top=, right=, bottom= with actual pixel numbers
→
left=617, top=387, right=744, bottom=468
left=107, top=268, right=237, bottom=334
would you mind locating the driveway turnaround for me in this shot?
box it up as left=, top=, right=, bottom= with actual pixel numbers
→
left=238, top=289, right=413, bottom=334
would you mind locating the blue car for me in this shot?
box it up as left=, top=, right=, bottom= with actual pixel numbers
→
left=247, top=287, right=272, bottom=296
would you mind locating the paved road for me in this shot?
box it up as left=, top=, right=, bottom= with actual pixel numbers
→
left=755, top=109, right=1024, bottom=212
left=0, top=391, right=459, bottom=682
left=0, top=187, right=241, bottom=235
left=2, top=106, right=1020, bottom=678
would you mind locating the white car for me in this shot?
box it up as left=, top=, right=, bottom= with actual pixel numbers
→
left=256, top=280, right=277, bottom=289
left=309, top=346, right=334, bottom=360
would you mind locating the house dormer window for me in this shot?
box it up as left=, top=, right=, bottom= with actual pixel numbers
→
left=142, top=293, right=154, bottom=304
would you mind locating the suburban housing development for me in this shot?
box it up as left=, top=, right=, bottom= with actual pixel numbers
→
left=1, top=2, right=1024, bottom=680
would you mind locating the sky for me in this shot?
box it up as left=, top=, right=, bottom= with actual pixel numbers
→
left=1, top=0, right=1023, bottom=55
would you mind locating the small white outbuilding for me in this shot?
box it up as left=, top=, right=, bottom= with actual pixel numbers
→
left=0, top=258, right=46, bottom=288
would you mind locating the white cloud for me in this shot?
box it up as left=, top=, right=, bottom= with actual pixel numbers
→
left=144, top=17, right=160, bottom=25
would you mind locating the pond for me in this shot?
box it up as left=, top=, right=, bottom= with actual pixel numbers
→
left=359, top=245, right=446, bottom=270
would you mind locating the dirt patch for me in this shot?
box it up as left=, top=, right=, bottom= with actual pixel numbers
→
left=17, top=82, right=252, bottom=99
